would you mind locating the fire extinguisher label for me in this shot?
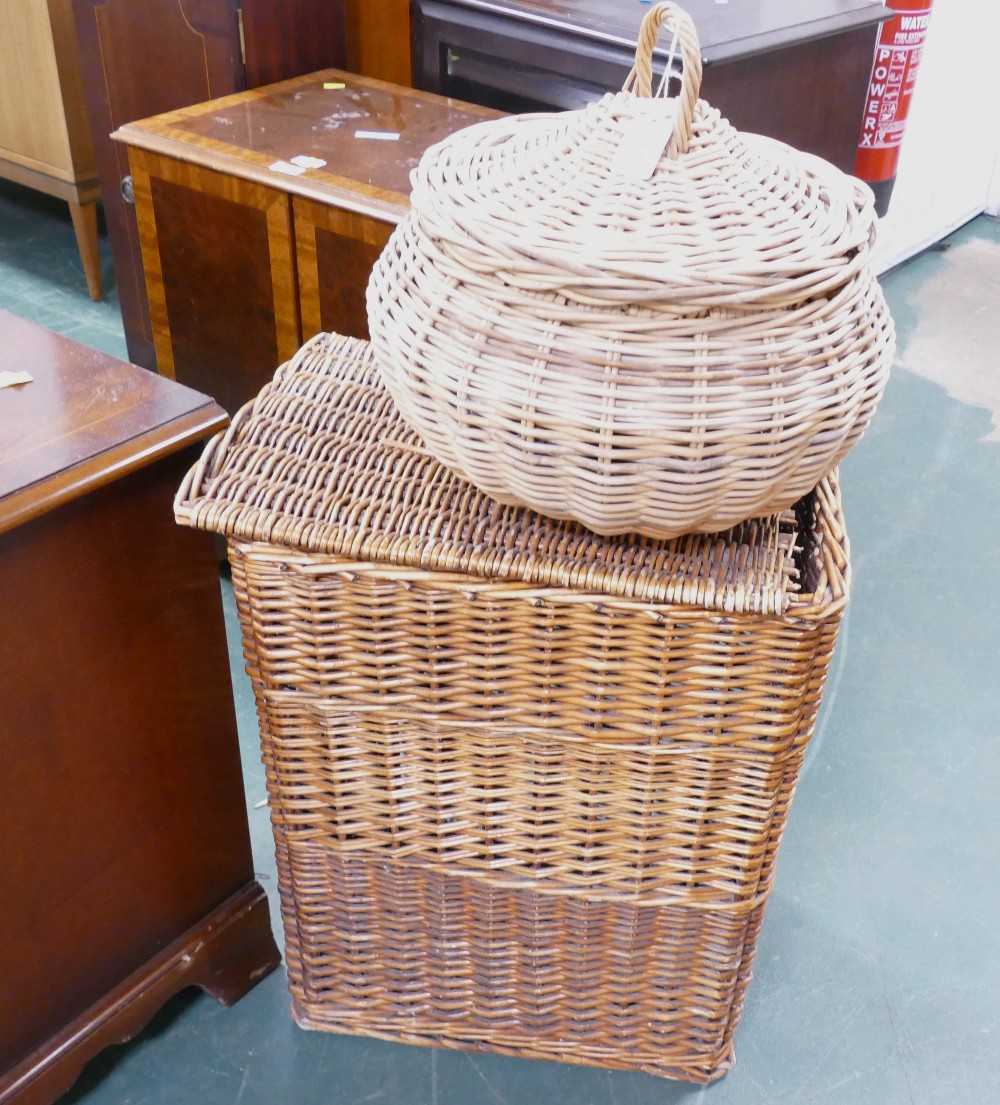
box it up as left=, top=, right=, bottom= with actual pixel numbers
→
left=855, top=6, right=933, bottom=183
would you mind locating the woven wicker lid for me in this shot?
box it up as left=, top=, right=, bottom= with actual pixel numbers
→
left=175, top=333, right=850, bottom=617
left=403, top=5, right=876, bottom=309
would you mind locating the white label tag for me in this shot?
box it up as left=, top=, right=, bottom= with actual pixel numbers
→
left=611, top=100, right=674, bottom=181
left=290, top=154, right=327, bottom=169
left=269, top=159, right=307, bottom=176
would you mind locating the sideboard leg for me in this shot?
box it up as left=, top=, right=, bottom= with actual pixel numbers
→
left=68, top=198, right=103, bottom=301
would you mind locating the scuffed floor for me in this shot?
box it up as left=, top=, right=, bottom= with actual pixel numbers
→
left=891, top=218, right=1000, bottom=439
left=3, top=178, right=998, bottom=1104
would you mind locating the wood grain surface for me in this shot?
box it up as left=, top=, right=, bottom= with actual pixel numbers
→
left=344, top=0, right=413, bottom=86
left=0, top=310, right=225, bottom=532
left=241, top=0, right=346, bottom=87
left=0, top=0, right=94, bottom=181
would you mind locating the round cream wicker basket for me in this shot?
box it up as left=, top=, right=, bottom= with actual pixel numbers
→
left=367, top=2, right=894, bottom=538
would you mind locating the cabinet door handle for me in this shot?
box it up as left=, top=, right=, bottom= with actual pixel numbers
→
left=120, top=176, right=135, bottom=205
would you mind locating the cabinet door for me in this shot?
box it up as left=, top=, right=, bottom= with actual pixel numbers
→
left=294, top=197, right=393, bottom=343
left=130, top=148, right=300, bottom=414
left=72, top=0, right=245, bottom=369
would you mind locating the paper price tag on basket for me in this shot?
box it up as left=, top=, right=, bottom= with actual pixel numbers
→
left=611, top=100, right=675, bottom=181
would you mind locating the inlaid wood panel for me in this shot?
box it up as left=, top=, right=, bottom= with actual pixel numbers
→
left=129, top=147, right=300, bottom=413
left=122, top=71, right=496, bottom=216
left=89, top=0, right=243, bottom=124
left=295, top=198, right=393, bottom=342
left=71, top=0, right=345, bottom=364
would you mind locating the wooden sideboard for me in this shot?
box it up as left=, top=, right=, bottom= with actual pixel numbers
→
left=112, top=70, right=498, bottom=413
left=412, top=0, right=892, bottom=174
left=0, top=0, right=102, bottom=299
left=0, top=312, right=280, bottom=1105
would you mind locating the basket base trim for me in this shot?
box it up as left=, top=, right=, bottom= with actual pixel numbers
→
left=290, top=1002, right=735, bottom=1084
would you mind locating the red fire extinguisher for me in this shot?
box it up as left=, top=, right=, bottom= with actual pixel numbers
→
left=855, top=0, right=934, bottom=216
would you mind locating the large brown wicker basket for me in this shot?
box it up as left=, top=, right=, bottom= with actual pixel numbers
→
left=176, top=332, right=850, bottom=1083
left=367, top=2, right=893, bottom=539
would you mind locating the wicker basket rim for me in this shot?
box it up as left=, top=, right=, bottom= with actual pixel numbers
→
left=175, top=333, right=849, bottom=619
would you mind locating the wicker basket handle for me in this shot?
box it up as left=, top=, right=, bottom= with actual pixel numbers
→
left=622, top=2, right=702, bottom=158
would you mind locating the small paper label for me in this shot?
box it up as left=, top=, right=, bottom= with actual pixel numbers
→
left=0, top=370, right=33, bottom=389
left=355, top=130, right=400, bottom=141
left=323, top=81, right=346, bottom=90
left=610, top=100, right=674, bottom=181
left=290, top=154, right=327, bottom=169
left=268, top=159, right=307, bottom=176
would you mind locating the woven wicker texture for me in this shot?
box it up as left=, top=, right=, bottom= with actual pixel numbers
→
left=367, top=2, right=894, bottom=539
left=176, top=332, right=849, bottom=1082
left=178, top=335, right=816, bottom=615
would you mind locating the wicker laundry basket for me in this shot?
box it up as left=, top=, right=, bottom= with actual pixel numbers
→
left=367, top=2, right=893, bottom=539
left=176, top=332, right=850, bottom=1083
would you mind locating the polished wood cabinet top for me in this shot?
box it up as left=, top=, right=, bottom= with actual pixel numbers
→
left=114, top=69, right=501, bottom=222
left=427, top=0, right=891, bottom=62
left=0, top=310, right=226, bottom=532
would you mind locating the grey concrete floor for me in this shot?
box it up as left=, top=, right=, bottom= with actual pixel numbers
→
left=2, top=179, right=998, bottom=1104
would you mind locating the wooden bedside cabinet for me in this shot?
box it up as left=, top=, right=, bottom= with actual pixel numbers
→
left=0, top=312, right=280, bottom=1105
left=112, top=70, right=499, bottom=413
